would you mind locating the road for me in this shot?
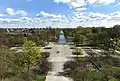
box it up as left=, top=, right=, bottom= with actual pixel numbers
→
left=45, top=44, right=73, bottom=81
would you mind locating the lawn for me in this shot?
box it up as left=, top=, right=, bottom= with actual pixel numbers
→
left=35, top=75, right=46, bottom=81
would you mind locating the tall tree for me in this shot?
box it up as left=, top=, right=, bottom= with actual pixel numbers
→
left=23, top=40, right=42, bottom=71
left=15, top=40, right=42, bottom=72
left=79, top=35, right=86, bottom=44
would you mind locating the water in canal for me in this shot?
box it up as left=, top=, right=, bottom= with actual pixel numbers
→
left=58, top=31, right=66, bottom=44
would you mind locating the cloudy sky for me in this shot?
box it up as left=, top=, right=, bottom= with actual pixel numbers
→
left=0, top=0, right=120, bottom=28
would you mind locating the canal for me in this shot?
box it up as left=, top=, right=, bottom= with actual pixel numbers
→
left=58, top=31, right=66, bottom=44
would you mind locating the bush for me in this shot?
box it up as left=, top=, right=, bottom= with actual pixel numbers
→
left=72, top=52, right=80, bottom=55
left=34, top=60, right=52, bottom=74
left=64, top=61, right=78, bottom=70
left=63, top=60, right=78, bottom=76
left=13, top=72, right=34, bottom=81
left=72, top=48, right=85, bottom=56
left=41, top=52, right=50, bottom=58
left=33, top=52, right=52, bottom=74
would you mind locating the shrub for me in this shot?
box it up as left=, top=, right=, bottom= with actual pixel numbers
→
left=41, top=52, right=50, bottom=58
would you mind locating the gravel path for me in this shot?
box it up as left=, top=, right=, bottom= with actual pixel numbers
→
left=45, top=44, right=73, bottom=81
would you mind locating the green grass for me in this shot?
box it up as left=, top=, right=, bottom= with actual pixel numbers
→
left=35, top=75, right=46, bottom=81
left=109, top=78, right=119, bottom=81
left=115, top=51, right=120, bottom=56
left=111, top=66, right=120, bottom=70
left=77, top=57, right=89, bottom=62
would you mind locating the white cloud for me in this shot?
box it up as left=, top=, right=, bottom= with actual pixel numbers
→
left=6, top=8, right=14, bottom=15
left=36, top=11, right=70, bottom=27
left=69, top=11, right=120, bottom=27
left=54, top=0, right=86, bottom=8
left=0, top=14, right=6, bottom=17
left=36, top=11, right=69, bottom=24
left=75, top=7, right=87, bottom=12
left=36, top=11, right=66, bottom=19
left=114, top=2, right=120, bottom=7
left=108, top=11, right=120, bottom=21
left=69, top=0, right=86, bottom=8
left=88, top=0, right=115, bottom=6
left=88, top=12, right=109, bottom=20
left=0, top=11, right=70, bottom=28
left=15, top=10, right=28, bottom=16
left=109, top=11, right=120, bottom=17
left=53, top=0, right=116, bottom=8
left=1, top=10, right=120, bottom=28
left=5, top=8, right=28, bottom=16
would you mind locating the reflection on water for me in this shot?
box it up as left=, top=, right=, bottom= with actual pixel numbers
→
left=58, top=31, right=66, bottom=43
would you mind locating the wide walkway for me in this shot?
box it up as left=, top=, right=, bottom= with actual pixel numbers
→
left=45, top=44, right=73, bottom=81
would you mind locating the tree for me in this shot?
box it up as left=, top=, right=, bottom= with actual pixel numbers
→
left=79, top=35, right=86, bottom=44
left=98, top=31, right=110, bottom=45
left=14, top=50, right=26, bottom=73
left=104, top=38, right=120, bottom=56
left=16, top=40, right=42, bottom=72
left=71, top=68, right=88, bottom=81
left=73, top=34, right=86, bottom=45
left=0, top=45, right=13, bottom=81
left=33, top=52, right=52, bottom=74
left=113, top=25, right=120, bottom=37
left=116, top=40, right=120, bottom=52
left=23, top=40, right=42, bottom=72
left=86, top=33, right=99, bottom=45
left=101, top=67, right=113, bottom=81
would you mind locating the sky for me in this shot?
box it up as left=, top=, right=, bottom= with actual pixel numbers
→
left=0, top=0, right=120, bottom=28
